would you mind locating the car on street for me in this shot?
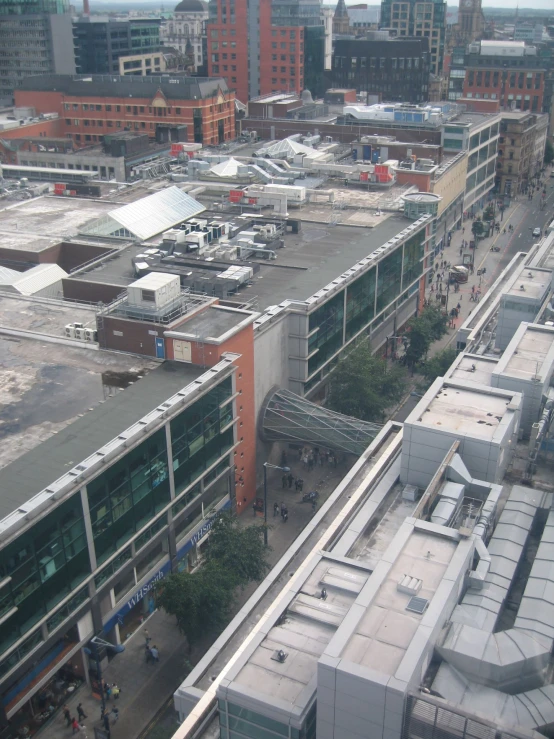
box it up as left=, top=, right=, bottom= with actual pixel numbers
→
left=533, top=227, right=541, bottom=238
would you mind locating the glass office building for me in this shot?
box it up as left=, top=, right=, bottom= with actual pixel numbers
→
left=0, top=358, right=237, bottom=733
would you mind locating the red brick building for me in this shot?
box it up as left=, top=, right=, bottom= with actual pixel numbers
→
left=14, top=74, right=235, bottom=148
left=461, top=41, right=546, bottom=114
left=206, top=0, right=310, bottom=103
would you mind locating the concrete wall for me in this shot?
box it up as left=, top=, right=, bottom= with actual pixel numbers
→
left=496, top=297, right=540, bottom=350
left=253, top=314, right=290, bottom=418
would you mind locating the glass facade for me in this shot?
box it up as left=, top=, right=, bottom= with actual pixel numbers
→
left=87, top=427, right=171, bottom=565
left=0, top=371, right=236, bottom=685
left=219, top=700, right=316, bottom=739
left=306, top=233, right=425, bottom=380
left=0, top=495, right=90, bottom=656
left=171, top=377, right=234, bottom=496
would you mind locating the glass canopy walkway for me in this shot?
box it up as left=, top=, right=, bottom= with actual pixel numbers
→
left=260, top=388, right=382, bottom=457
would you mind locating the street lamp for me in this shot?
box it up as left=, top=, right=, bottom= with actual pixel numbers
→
left=262, top=462, right=290, bottom=546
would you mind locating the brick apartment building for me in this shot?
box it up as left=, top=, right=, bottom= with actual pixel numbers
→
left=206, top=0, right=325, bottom=103
left=14, top=74, right=235, bottom=148
left=461, top=40, right=546, bottom=114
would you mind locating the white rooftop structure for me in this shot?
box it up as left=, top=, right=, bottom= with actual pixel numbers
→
left=473, top=40, right=534, bottom=57
left=208, top=158, right=245, bottom=177
left=80, top=185, right=205, bottom=241
left=259, top=137, right=328, bottom=162
left=0, top=263, right=67, bottom=297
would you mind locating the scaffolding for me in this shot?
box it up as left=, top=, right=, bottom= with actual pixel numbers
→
left=261, top=388, right=381, bottom=456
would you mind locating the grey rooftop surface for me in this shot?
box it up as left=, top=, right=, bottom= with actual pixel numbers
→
left=505, top=266, right=550, bottom=301
left=74, top=213, right=413, bottom=311
left=0, top=361, right=203, bottom=524
left=0, top=294, right=97, bottom=333
left=413, top=383, right=517, bottom=441
left=0, top=195, right=118, bottom=240
left=445, top=353, right=499, bottom=388
left=339, top=527, right=458, bottom=676
left=230, top=558, right=369, bottom=706
left=497, top=323, right=554, bottom=382
left=169, top=305, right=253, bottom=341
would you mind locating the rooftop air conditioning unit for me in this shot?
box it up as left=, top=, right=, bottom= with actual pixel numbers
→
left=65, top=324, right=76, bottom=338
left=74, top=327, right=86, bottom=340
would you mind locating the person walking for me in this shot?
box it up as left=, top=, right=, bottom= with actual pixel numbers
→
left=273, top=501, right=279, bottom=517
left=72, top=717, right=82, bottom=734
left=150, top=645, right=159, bottom=662
left=77, top=704, right=87, bottom=722
left=297, top=478, right=304, bottom=492
left=281, top=474, right=287, bottom=489
left=111, top=707, right=120, bottom=724
left=111, top=685, right=120, bottom=700
left=287, top=472, right=294, bottom=489
left=63, top=705, right=71, bottom=727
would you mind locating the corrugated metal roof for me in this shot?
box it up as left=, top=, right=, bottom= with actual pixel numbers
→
left=11, top=264, right=67, bottom=295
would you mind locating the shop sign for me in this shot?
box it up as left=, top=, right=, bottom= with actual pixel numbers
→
left=103, top=561, right=170, bottom=633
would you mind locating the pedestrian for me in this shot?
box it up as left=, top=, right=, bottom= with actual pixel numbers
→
left=63, top=705, right=71, bottom=726
left=283, top=510, right=288, bottom=523
left=311, top=499, right=317, bottom=513
left=273, top=501, right=279, bottom=517
left=103, top=712, right=110, bottom=732
left=111, top=684, right=120, bottom=700
left=77, top=704, right=87, bottom=722
left=281, top=449, right=287, bottom=467
left=297, top=478, right=304, bottom=492
left=144, top=629, right=151, bottom=645
left=111, top=707, right=120, bottom=723
left=287, top=472, right=294, bottom=489
left=281, top=505, right=288, bottom=521
left=150, top=645, right=159, bottom=662
left=72, top=717, right=81, bottom=734
left=308, top=455, right=314, bottom=472
left=282, top=474, right=287, bottom=489
left=145, top=643, right=153, bottom=663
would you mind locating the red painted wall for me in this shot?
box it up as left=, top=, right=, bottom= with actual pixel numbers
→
left=462, top=68, right=545, bottom=112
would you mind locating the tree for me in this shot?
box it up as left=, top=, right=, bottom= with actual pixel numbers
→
left=154, top=513, right=271, bottom=650
left=544, top=139, right=553, bottom=166
left=403, top=306, right=449, bottom=371
left=420, top=348, right=458, bottom=386
left=205, top=512, right=269, bottom=587
left=471, top=219, right=485, bottom=241
left=326, top=341, right=407, bottom=422
left=154, top=561, right=234, bottom=651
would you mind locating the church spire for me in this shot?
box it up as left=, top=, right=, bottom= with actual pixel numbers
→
left=334, top=0, right=349, bottom=20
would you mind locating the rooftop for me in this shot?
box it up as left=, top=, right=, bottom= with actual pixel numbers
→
left=18, top=74, right=230, bottom=102
left=338, top=526, right=458, bottom=676
left=0, top=325, right=156, bottom=471
left=413, top=381, right=517, bottom=441
left=169, top=305, right=256, bottom=343
left=445, top=353, right=499, bottom=387
left=0, top=360, right=204, bottom=526
left=496, top=323, right=554, bottom=382
left=504, top=266, right=550, bottom=301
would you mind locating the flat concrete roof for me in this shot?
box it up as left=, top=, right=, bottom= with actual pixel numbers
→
left=0, top=361, right=203, bottom=521
left=69, top=212, right=415, bottom=311
left=505, top=267, right=550, bottom=301
left=446, top=353, right=499, bottom=387
left=497, top=323, right=554, bottom=382
left=416, top=383, right=514, bottom=440
left=0, top=196, right=118, bottom=240
left=0, top=294, right=97, bottom=334
left=340, top=527, right=457, bottom=676
left=170, top=305, right=254, bottom=342
left=0, top=230, right=60, bottom=254
left=0, top=335, right=157, bottom=471
left=231, top=558, right=369, bottom=706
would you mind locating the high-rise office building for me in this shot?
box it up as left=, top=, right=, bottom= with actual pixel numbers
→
left=73, top=18, right=162, bottom=75
left=380, top=0, right=446, bottom=77
left=0, top=0, right=75, bottom=105
left=206, top=0, right=326, bottom=103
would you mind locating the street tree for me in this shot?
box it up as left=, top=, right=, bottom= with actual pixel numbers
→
left=471, top=219, right=485, bottom=241
left=403, top=306, right=449, bottom=371
left=205, top=512, right=269, bottom=587
left=420, top=348, right=458, bottom=386
left=154, top=561, right=234, bottom=650
left=326, top=341, right=407, bottom=422
left=544, top=139, right=553, bottom=166
left=155, top=513, right=271, bottom=650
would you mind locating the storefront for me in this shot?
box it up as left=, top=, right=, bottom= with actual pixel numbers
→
left=5, top=630, right=86, bottom=738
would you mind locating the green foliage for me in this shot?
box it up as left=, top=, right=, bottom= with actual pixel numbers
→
left=326, top=341, right=407, bottom=422
left=403, top=306, right=449, bottom=371
left=544, top=139, right=554, bottom=166
left=483, top=205, right=495, bottom=222
left=155, top=513, right=270, bottom=650
left=420, top=348, right=458, bottom=386
left=205, top=512, right=269, bottom=587
left=471, top=220, right=485, bottom=239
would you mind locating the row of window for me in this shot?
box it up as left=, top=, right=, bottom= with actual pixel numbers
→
left=467, top=70, right=542, bottom=90
left=334, top=56, right=423, bottom=70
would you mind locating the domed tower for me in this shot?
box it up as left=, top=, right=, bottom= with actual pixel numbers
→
left=161, top=0, right=208, bottom=72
